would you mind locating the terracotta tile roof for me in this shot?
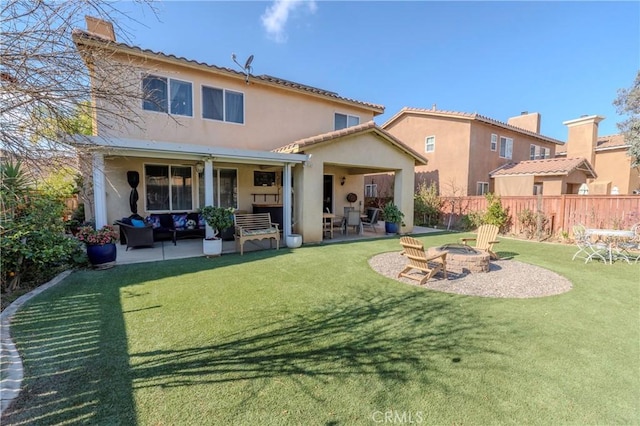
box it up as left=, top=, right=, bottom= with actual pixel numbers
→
left=72, top=30, right=384, bottom=113
left=274, top=121, right=428, bottom=165
left=489, top=157, right=596, bottom=178
left=555, top=133, right=628, bottom=155
left=383, top=107, right=564, bottom=145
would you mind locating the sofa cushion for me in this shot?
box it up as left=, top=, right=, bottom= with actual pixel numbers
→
left=131, top=218, right=146, bottom=227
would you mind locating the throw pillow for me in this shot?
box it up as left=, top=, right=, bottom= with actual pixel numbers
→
left=146, top=216, right=161, bottom=229
left=131, top=219, right=146, bottom=228
left=172, top=214, right=187, bottom=229
left=121, top=217, right=133, bottom=225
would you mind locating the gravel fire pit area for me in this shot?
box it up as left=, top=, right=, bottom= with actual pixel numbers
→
left=369, top=251, right=572, bottom=299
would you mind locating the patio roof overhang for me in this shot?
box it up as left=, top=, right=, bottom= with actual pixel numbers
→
left=72, top=136, right=309, bottom=166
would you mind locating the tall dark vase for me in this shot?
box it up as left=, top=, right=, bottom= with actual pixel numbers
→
left=86, top=243, right=117, bottom=269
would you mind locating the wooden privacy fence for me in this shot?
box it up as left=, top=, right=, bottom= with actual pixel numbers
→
left=441, top=195, right=640, bottom=236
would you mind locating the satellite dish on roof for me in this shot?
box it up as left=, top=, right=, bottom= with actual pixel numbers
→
left=231, top=53, right=254, bottom=84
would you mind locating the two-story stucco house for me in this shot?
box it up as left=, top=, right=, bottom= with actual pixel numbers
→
left=73, top=18, right=426, bottom=245
left=554, top=115, right=639, bottom=195
left=377, top=107, right=563, bottom=196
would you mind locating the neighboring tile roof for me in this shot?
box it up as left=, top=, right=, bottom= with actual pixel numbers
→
left=383, top=107, right=564, bottom=145
left=490, top=157, right=596, bottom=178
left=72, top=30, right=384, bottom=113
left=556, top=134, right=628, bottom=154
left=274, top=121, right=428, bottom=165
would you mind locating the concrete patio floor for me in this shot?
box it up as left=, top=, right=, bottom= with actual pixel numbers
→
left=116, top=223, right=438, bottom=265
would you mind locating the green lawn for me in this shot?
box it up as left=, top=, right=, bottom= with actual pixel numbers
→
left=2, top=233, right=639, bottom=425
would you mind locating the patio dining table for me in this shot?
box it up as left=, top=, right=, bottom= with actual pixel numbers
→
left=585, top=228, right=635, bottom=264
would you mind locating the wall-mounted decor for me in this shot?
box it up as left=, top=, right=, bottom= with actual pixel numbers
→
left=254, top=171, right=277, bottom=186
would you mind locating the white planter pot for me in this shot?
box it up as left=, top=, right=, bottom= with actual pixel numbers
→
left=203, top=238, right=223, bottom=256
left=286, top=234, right=302, bottom=248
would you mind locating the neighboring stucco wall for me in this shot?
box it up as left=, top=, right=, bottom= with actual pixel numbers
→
left=384, top=113, right=558, bottom=196
left=384, top=114, right=471, bottom=195
left=493, top=175, right=534, bottom=196
left=593, top=148, right=639, bottom=194
left=94, top=54, right=376, bottom=150
left=298, top=133, right=416, bottom=243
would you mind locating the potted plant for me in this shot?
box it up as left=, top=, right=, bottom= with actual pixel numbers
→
left=76, top=224, right=119, bottom=269
left=383, top=203, right=405, bottom=235
left=200, top=206, right=235, bottom=256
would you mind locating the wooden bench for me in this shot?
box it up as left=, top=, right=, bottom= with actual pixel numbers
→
left=234, top=213, right=280, bottom=255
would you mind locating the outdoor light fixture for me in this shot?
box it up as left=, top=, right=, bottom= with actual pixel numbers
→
left=340, top=176, right=346, bottom=186
left=195, top=163, right=204, bottom=174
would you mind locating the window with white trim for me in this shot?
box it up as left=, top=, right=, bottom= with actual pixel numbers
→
left=202, top=86, right=244, bottom=124
left=425, top=136, right=435, bottom=153
left=491, top=134, right=497, bottom=151
left=142, top=75, right=193, bottom=117
left=365, top=184, right=378, bottom=198
left=530, top=144, right=538, bottom=160
left=500, top=137, right=513, bottom=159
left=542, top=147, right=550, bottom=159
left=476, top=182, right=489, bottom=196
left=145, top=164, right=193, bottom=211
left=334, top=113, right=359, bottom=130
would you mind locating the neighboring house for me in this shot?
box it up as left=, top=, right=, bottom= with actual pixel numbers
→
left=72, top=18, right=426, bottom=244
left=555, top=115, right=640, bottom=195
left=489, top=157, right=597, bottom=196
left=378, top=107, right=563, bottom=196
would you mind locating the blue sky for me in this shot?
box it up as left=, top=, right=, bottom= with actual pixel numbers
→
left=117, top=1, right=639, bottom=141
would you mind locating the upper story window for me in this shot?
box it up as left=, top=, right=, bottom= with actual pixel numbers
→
left=500, top=137, right=513, bottom=159
left=334, top=113, right=359, bottom=130
left=142, top=75, right=193, bottom=117
left=202, top=86, right=244, bottom=124
left=491, top=134, right=497, bottom=151
left=425, top=136, right=435, bottom=153
left=530, top=145, right=551, bottom=160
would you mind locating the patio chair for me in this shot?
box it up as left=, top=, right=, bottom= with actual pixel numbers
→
left=116, top=220, right=155, bottom=251
left=618, top=223, right=640, bottom=263
left=571, top=224, right=607, bottom=264
left=361, top=208, right=380, bottom=233
left=398, top=236, right=447, bottom=284
left=460, top=224, right=500, bottom=259
left=345, top=210, right=362, bottom=235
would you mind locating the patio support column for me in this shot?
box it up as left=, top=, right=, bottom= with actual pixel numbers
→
left=283, top=163, right=292, bottom=239
left=92, top=152, right=107, bottom=228
left=204, top=160, right=214, bottom=239
left=393, top=168, right=415, bottom=234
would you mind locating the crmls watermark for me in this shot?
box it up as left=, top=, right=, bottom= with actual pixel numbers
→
left=371, top=410, right=424, bottom=424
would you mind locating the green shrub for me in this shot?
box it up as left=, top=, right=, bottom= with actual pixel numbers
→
left=483, top=193, right=509, bottom=230
left=414, top=182, right=442, bottom=227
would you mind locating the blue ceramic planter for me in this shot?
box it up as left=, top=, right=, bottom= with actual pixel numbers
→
left=86, top=243, right=117, bottom=269
left=385, top=222, right=399, bottom=234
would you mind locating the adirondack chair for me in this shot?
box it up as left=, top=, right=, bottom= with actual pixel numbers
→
left=398, top=236, right=447, bottom=285
left=460, top=224, right=500, bottom=259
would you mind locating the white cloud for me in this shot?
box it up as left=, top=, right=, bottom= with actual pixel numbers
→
left=261, top=0, right=317, bottom=43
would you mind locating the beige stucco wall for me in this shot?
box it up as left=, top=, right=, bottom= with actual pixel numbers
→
left=385, top=115, right=471, bottom=195
left=384, top=113, right=558, bottom=196
left=93, top=54, right=376, bottom=150
left=297, top=133, right=416, bottom=243
left=592, top=149, right=639, bottom=194
left=493, top=175, right=534, bottom=196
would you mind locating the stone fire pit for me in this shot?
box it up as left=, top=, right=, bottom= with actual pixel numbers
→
left=428, top=243, right=490, bottom=273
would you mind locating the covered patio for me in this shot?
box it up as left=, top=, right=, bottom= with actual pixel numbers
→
left=115, top=223, right=436, bottom=265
